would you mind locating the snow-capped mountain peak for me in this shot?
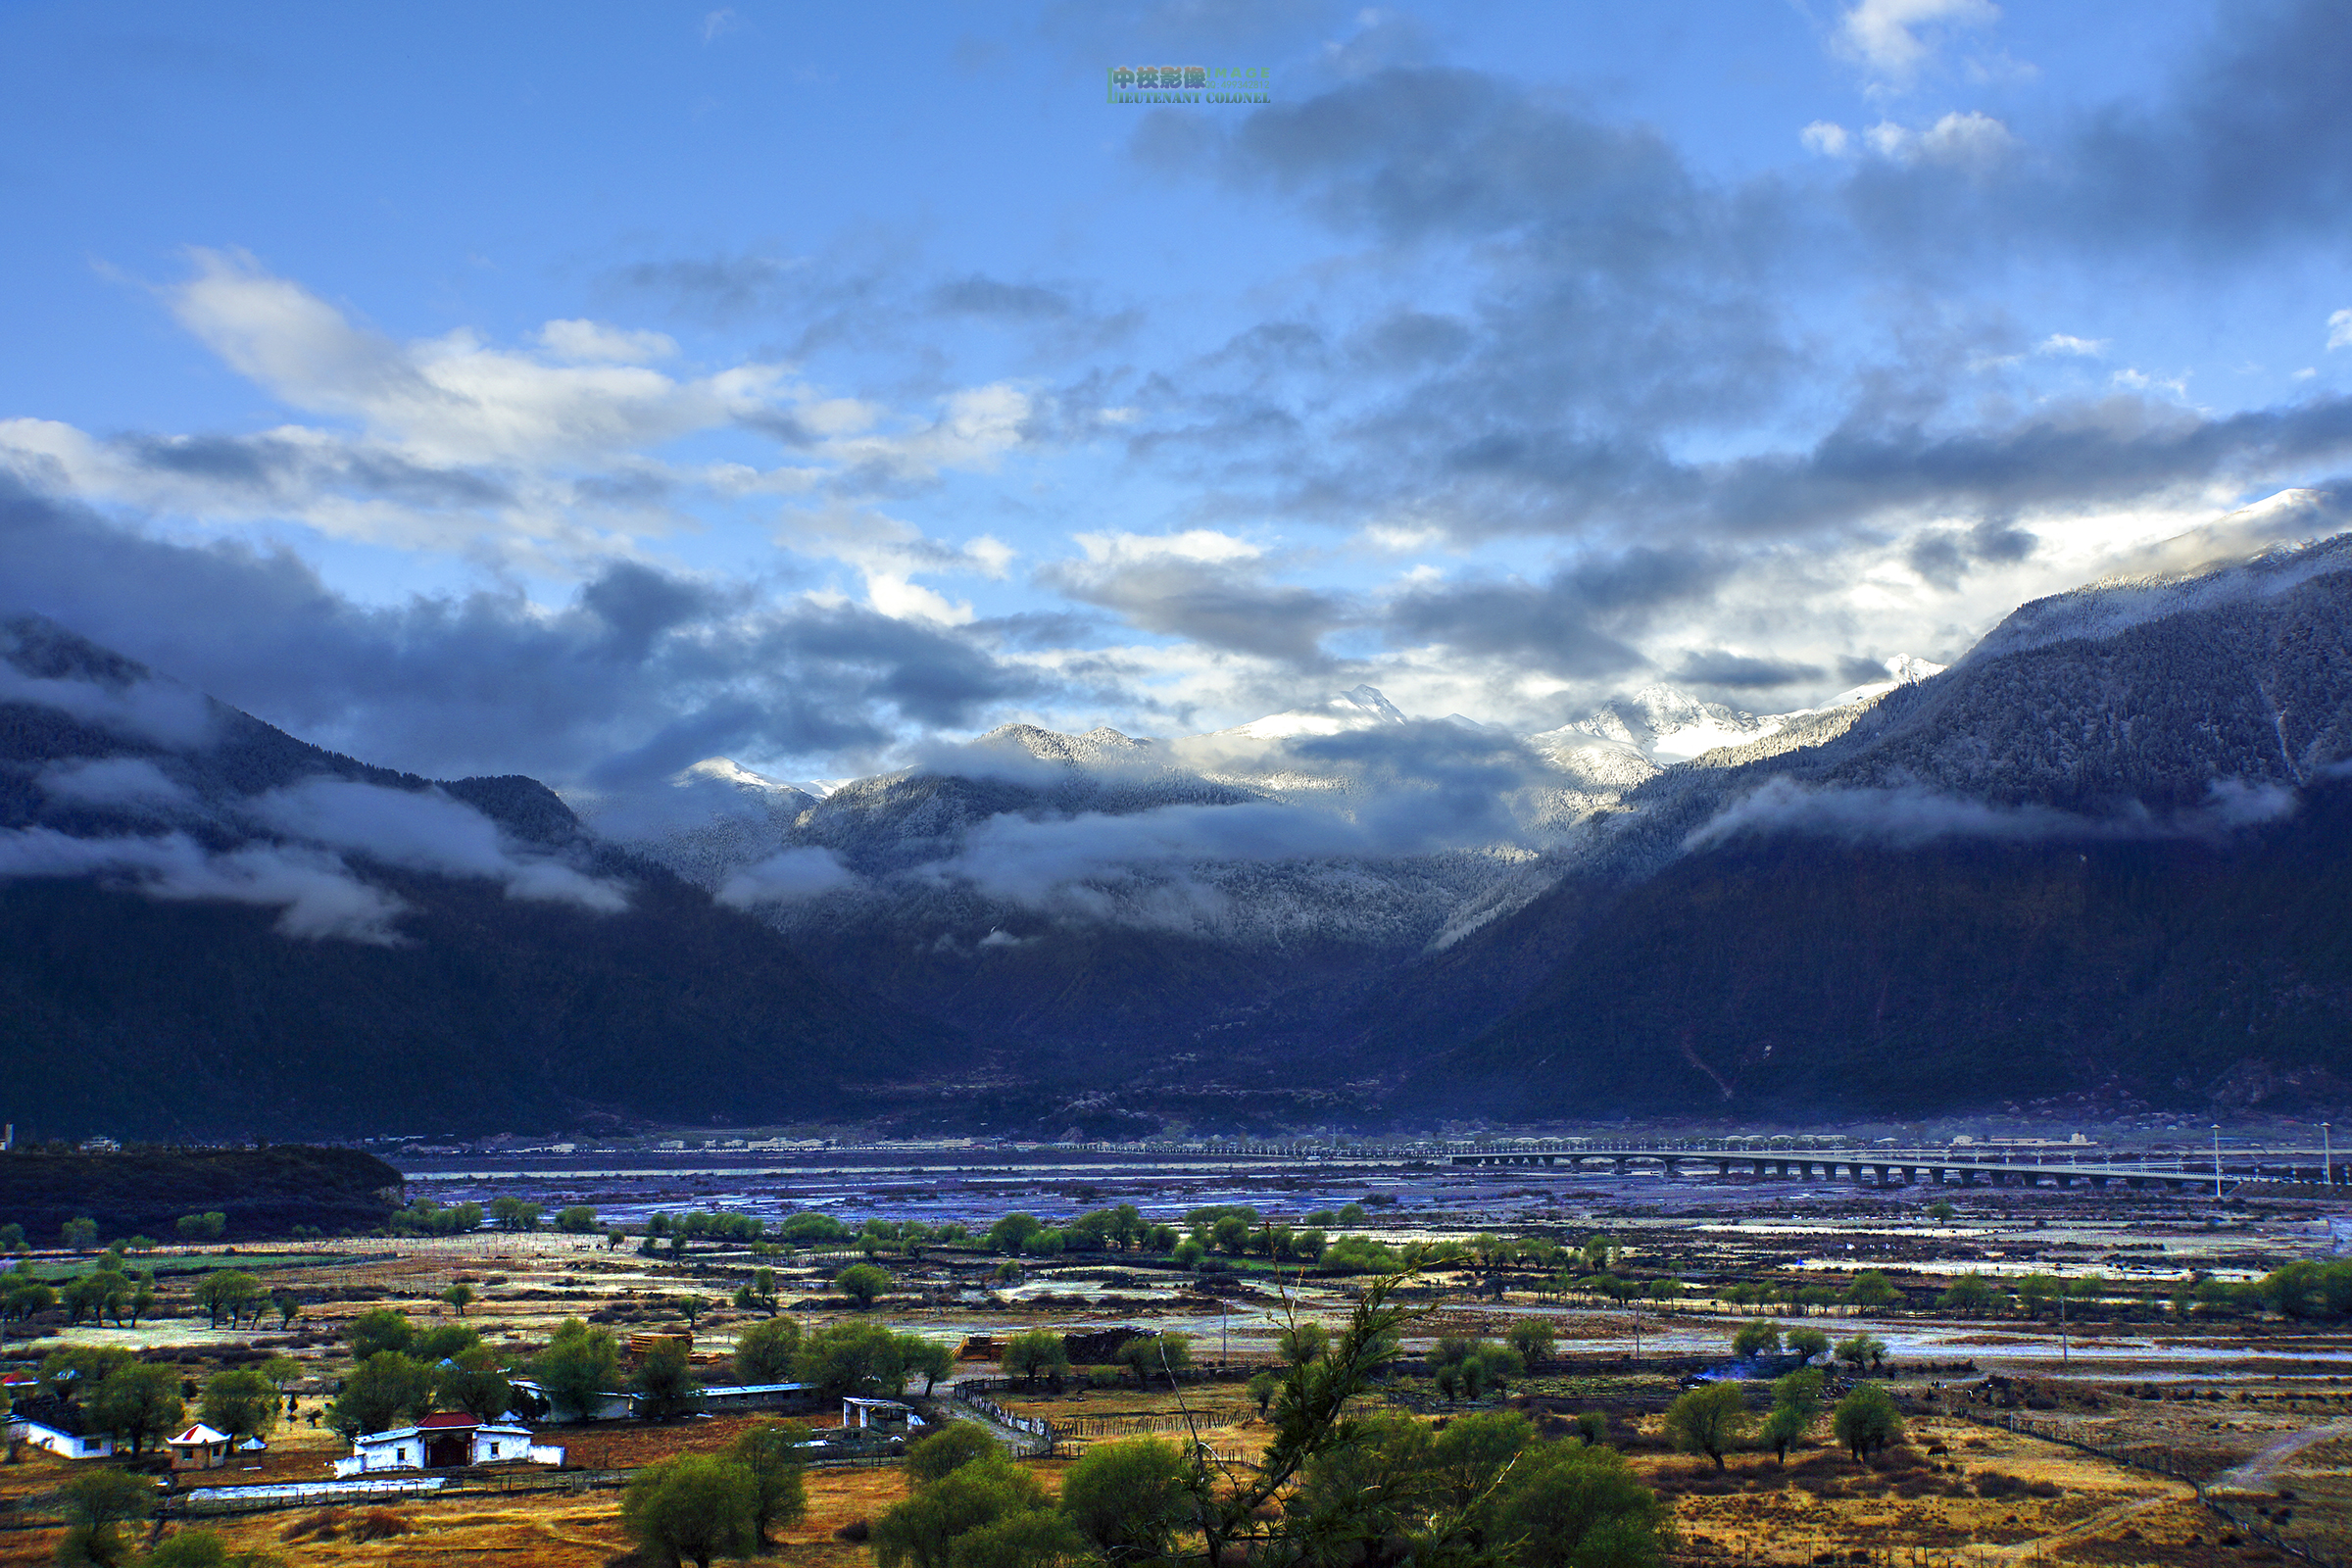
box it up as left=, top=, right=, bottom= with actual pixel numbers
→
left=1225, top=683, right=1408, bottom=740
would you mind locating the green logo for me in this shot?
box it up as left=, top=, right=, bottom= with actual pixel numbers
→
left=1107, top=65, right=1271, bottom=105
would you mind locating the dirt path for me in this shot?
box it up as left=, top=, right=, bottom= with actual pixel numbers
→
left=2208, top=1417, right=2352, bottom=1493
left=1986, top=1490, right=2186, bottom=1561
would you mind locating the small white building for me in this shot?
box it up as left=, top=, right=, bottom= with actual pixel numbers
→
left=840, top=1396, right=924, bottom=1432
left=10, top=1398, right=114, bottom=1460
left=168, top=1423, right=231, bottom=1472
left=332, top=1412, right=563, bottom=1477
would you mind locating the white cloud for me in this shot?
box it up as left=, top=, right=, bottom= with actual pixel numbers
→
left=1836, top=0, right=2001, bottom=84
left=0, top=254, right=1050, bottom=574
left=1800, top=121, right=1852, bottom=158
left=537, top=318, right=679, bottom=365
left=36, top=757, right=193, bottom=810
left=716, top=846, right=858, bottom=906
left=1866, top=111, right=2017, bottom=172
left=0, top=826, right=408, bottom=943
left=2036, top=333, right=2108, bottom=359
left=1074, top=529, right=1263, bottom=566
left=0, top=659, right=217, bottom=748
left=252, top=777, right=631, bottom=911
left=2328, top=309, right=2352, bottom=351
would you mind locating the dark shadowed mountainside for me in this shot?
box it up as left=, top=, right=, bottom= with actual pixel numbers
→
left=0, top=615, right=960, bottom=1142
left=0, top=1146, right=404, bottom=1241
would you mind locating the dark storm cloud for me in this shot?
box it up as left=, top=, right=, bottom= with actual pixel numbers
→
left=1040, top=551, right=1347, bottom=667
left=121, top=433, right=514, bottom=510
left=0, top=477, right=1054, bottom=786
left=1669, top=651, right=1824, bottom=690
left=1382, top=548, right=1725, bottom=675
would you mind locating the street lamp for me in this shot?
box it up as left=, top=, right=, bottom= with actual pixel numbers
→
left=2212, top=1125, right=2224, bottom=1200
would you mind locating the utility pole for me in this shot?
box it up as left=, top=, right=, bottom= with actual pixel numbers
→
left=2213, top=1125, right=2224, bottom=1200
left=2326, top=1122, right=2334, bottom=1187
left=2058, top=1285, right=2068, bottom=1372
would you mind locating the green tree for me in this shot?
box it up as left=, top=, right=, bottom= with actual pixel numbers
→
left=533, top=1319, right=620, bottom=1420
left=946, top=1509, right=1094, bottom=1568
left=89, top=1362, right=184, bottom=1455
left=1925, top=1200, right=1956, bottom=1222
left=1785, top=1325, right=1830, bottom=1363
left=1833, top=1382, right=1904, bottom=1463
left=732, top=1316, right=802, bottom=1385
left=906, top=1421, right=1000, bottom=1484
left=1491, top=1439, right=1669, bottom=1568
left=1248, top=1369, right=1278, bottom=1416
left=199, top=1368, right=280, bottom=1446
left=1836, top=1333, right=1887, bottom=1371
left=1574, top=1410, right=1611, bottom=1446
left=732, top=1266, right=780, bottom=1318
left=903, top=1336, right=955, bottom=1396
left=835, top=1263, right=893, bottom=1309
left=344, top=1307, right=415, bottom=1359
left=327, top=1352, right=434, bottom=1439
left=414, top=1322, right=480, bottom=1362
left=1846, top=1269, right=1900, bottom=1310
left=1508, top=1317, right=1558, bottom=1367
left=1002, top=1328, right=1069, bottom=1391
left=1058, top=1435, right=1190, bottom=1561
left=1937, top=1273, right=2000, bottom=1317
left=1762, top=1369, right=1822, bottom=1464
left=554, top=1204, right=599, bottom=1234
left=57, top=1468, right=152, bottom=1566
left=440, top=1282, right=476, bottom=1317
left=194, top=1271, right=261, bottom=1330
left=0, top=1222, right=23, bottom=1251
left=633, top=1338, right=703, bottom=1421
left=1113, top=1331, right=1191, bottom=1389
left=269, top=1292, right=298, bottom=1330
left=728, top=1419, right=809, bottom=1548
left=2016, top=1273, right=2061, bottom=1319
left=62, top=1215, right=99, bottom=1251
left=619, top=1453, right=758, bottom=1568
left=174, top=1212, right=227, bottom=1242
left=1664, top=1383, right=1749, bottom=1470
left=435, top=1348, right=514, bottom=1423
left=794, top=1320, right=910, bottom=1401
left=870, top=1449, right=1051, bottom=1568
left=1731, top=1318, right=1783, bottom=1358
left=983, top=1213, right=1043, bottom=1255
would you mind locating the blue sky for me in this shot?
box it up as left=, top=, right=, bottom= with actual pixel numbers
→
left=3, top=0, right=2349, bottom=787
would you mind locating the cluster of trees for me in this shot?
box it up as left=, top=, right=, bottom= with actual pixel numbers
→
left=328, top=1310, right=525, bottom=1436
left=174, top=1212, right=226, bottom=1242
left=194, top=1271, right=298, bottom=1330
left=1429, top=1335, right=1527, bottom=1400
left=389, top=1198, right=484, bottom=1237
left=725, top=1315, right=955, bottom=1401
left=53, top=1469, right=293, bottom=1567
left=1666, top=1373, right=1906, bottom=1471
left=865, top=1398, right=1670, bottom=1565
left=619, top=1421, right=809, bottom=1566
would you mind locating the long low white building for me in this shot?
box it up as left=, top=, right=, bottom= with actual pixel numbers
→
left=332, top=1412, right=563, bottom=1477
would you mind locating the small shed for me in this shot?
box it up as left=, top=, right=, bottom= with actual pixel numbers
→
left=841, top=1397, right=924, bottom=1432
left=701, top=1382, right=815, bottom=1413
left=168, top=1423, right=231, bottom=1472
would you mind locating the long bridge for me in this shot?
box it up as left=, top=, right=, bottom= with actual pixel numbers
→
left=1440, top=1138, right=2345, bottom=1194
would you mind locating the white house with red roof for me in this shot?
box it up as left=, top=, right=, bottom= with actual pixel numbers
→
left=331, top=1411, right=563, bottom=1477
left=167, top=1422, right=230, bottom=1472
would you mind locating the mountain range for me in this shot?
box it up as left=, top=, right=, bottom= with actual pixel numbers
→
left=6, top=523, right=2351, bottom=1139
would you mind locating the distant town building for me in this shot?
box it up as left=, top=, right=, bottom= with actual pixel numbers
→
left=699, top=1382, right=816, bottom=1414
